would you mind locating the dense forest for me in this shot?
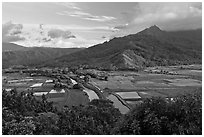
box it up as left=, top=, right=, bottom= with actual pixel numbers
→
left=2, top=89, right=202, bottom=135
left=3, top=27, right=201, bottom=70
left=51, top=27, right=202, bottom=70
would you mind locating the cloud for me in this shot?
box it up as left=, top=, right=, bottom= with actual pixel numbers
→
left=5, top=23, right=105, bottom=48
left=66, top=25, right=116, bottom=32
left=15, top=33, right=104, bottom=48
left=48, top=29, right=76, bottom=39
left=55, top=2, right=81, bottom=10
left=190, top=2, right=202, bottom=10
left=36, top=24, right=117, bottom=33
left=133, top=3, right=201, bottom=24
left=101, top=36, right=106, bottom=39
left=112, top=2, right=202, bottom=37
left=120, top=11, right=136, bottom=24
left=2, top=21, right=25, bottom=42
left=56, top=2, right=117, bottom=22
left=113, top=23, right=129, bottom=31
left=50, top=36, right=105, bottom=48
left=57, top=10, right=116, bottom=22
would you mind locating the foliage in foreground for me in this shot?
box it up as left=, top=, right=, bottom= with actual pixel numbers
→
left=2, top=89, right=202, bottom=135
left=112, top=91, right=202, bottom=135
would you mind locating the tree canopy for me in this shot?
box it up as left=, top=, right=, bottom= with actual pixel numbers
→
left=2, top=89, right=202, bottom=135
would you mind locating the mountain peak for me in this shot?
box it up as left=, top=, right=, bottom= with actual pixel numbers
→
left=148, top=25, right=161, bottom=31
left=139, top=25, right=163, bottom=36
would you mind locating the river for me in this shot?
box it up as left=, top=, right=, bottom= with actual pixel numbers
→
left=107, top=94, right=130, bottom=114
left=70, top=78, right=99, bottom=101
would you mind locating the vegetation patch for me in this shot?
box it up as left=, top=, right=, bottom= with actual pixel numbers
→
left=2, top=89, right=201, bottom=135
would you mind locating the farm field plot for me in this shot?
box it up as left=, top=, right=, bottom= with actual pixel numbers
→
left=30, top=83, right=43, bottom=88
left=47, top=97, right=65, bottom=102
left=50, top=89, right=66, bottom=93
left=91, top=73, right=188, bottom=90
left=42, top=83, right=55, bottom=88
left=91, top=76, right=138, bottom=90
left=2, top=72, right=94, bottom=111
left=164, top=78, right=201, bottom=86
left=176, top=70, right=202, bottom=80
left=2, top=73, right=56, bottom=95
left=63, top=89, right=90, bottom=107
left=115, top=92, right=141, bottom=99
left=46, top=89, right=91, bottom=110
left=91, top=65, right=201, bottom=107
left=138, top=90, right=168, bottom=98
left=34, top=92, right=49, bottom=96
left=151, top=87, right=201, bottom=97
left=2, top=65, right=201, bottom=114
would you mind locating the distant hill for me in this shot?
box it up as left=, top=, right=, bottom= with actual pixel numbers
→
left=2, top=42, right=28, bottom=51
left=47, top=26, right=202, bottom=70
left=2, top=44, right=84, bottom=68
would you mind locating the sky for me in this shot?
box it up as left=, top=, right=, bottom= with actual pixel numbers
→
left=2, top=2, right=202, bottom=48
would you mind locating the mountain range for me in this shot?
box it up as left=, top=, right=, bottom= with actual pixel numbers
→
left=2, top=42, right=27, bottom=52
left=2, top=25, right=202, bottom=70
left=2, top=43, right=83, bottom=68
left=47, top=25, right=202, bottom=70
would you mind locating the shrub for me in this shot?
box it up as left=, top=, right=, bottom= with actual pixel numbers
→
left=73, top=83, right=84, bottom=89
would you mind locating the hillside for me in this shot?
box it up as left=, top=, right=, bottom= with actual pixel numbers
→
left=2, top=42, right=28, bottom=51
left=48, top=26, right=202, bottom=70
left=2, top=45, right=84, bottom=68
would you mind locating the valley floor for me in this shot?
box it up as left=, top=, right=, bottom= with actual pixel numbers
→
left=90, top=64, right=202, bottom=111
left=2, top=64, right=202, bottom=114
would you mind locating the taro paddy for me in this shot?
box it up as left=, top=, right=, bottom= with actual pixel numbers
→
left=2, top=64, right=202, bottom=114
left=90, top=64, right=202, bottom=112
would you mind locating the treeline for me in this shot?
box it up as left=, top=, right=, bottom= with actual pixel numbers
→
left=2, top=89, right=202, bottom=135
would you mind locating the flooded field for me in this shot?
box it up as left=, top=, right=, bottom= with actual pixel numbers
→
left=34, top=92, right=49, bottom=96
left=164, top=78, right=201, bottom=86
left=30, top=83, right=43, bottom=88
left=2, top=64, right=202, bottom=114
left=2, top=73, right=49, bottom=91
left=52, top=89, right=65, bottom=93
left=91, top=64, right=202, bottom=110
left=115, top=92, right=141, bottom=99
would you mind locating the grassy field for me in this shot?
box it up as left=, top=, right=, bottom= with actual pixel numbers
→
left=2, top=64, right=201, bottom=113
left=63, top=89, right=90, bottom=107
left=46, top=88, right=90, bottom=110
left=2, top=72, right=92, bottom=111
left=90, top=65, right=202, bottom=106
left=2, top=73, right=51, bottom=92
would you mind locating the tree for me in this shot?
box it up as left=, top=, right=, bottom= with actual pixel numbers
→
left=111, top=91, right=202, bottom=135
left=34, top=112, right=59, bottom=135
left=2, top=89, right=57, bottom=135
left=2, top=88, right=201, bottom=135
left=3, top=117, right=36, bottom=135
left=57, top=99, right=121, bottom=135
left=73, top=83, right=84, bottom=89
